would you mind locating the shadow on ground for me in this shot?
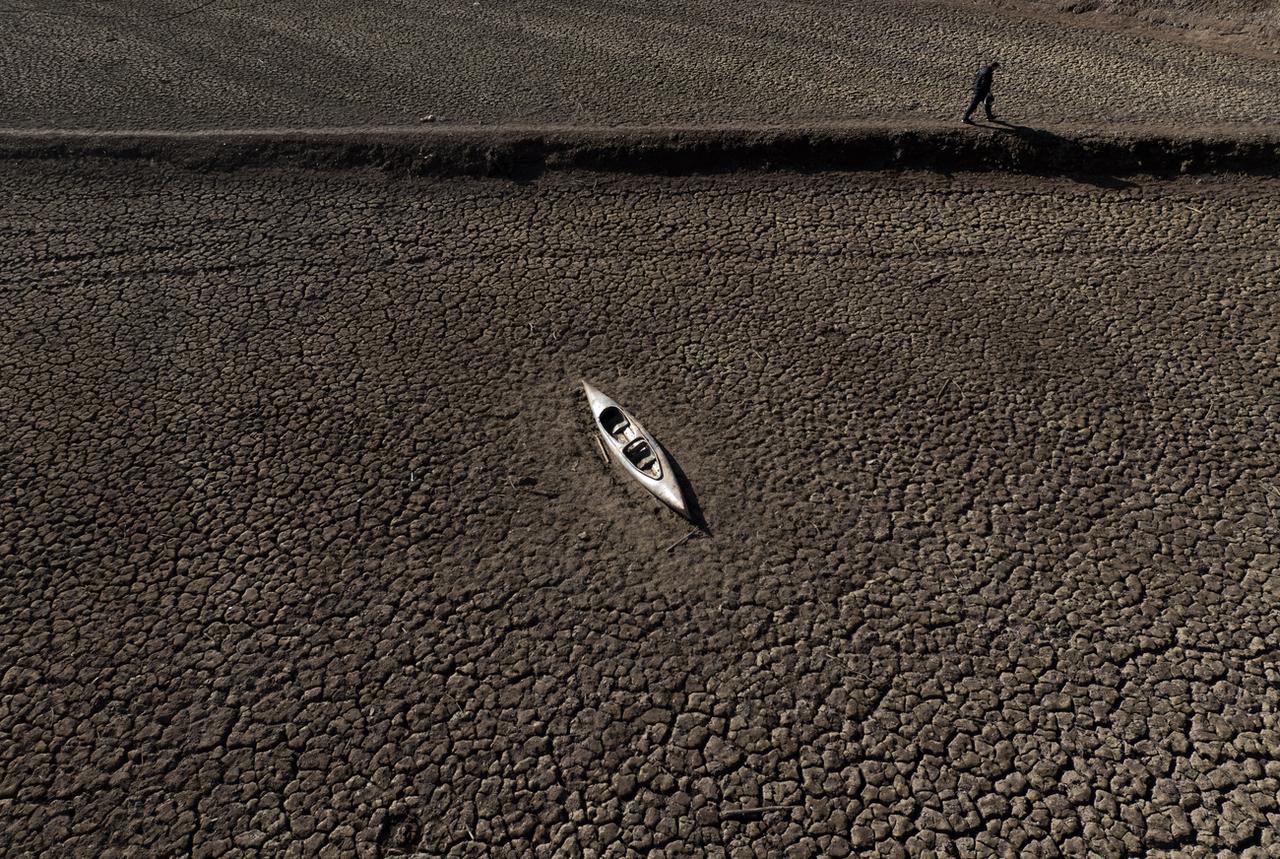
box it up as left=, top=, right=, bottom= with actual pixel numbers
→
left=986, top=119, right=1140, bottom=188
left=662, top=443, right=711, bottom=534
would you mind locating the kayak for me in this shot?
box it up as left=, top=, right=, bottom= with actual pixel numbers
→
left=582, top=380, right=692, bottom=521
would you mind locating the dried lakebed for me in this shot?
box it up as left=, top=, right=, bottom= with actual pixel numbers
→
left=2, top=163, right=1278, bottom=857
left=5, top=0, right=1280, bottom=130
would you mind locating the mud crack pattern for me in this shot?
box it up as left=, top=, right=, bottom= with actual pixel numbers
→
left=3, top=0, right=1280, bottom=129
left=2, top=163, right=1279, bottom=857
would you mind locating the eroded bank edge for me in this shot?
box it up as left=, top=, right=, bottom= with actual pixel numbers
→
left=1, top=126, right=1278, bottom=178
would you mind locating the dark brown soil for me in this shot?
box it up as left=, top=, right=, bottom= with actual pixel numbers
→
left=4, top=1, right=1280, bottom=855
left=3, top=161, right=1277, bottom=857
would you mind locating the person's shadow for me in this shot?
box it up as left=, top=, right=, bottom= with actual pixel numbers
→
left=983, top=119, right=1138, bottom=189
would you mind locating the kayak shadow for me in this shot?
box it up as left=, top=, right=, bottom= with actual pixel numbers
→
left=660, top=443, right=710, bottom=534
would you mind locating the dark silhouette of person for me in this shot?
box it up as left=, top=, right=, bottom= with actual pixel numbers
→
left=963, top=61, right=1000, bottom=123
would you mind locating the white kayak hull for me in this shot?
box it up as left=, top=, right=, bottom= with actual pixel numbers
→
left=582, top=381, right=692, bottom=521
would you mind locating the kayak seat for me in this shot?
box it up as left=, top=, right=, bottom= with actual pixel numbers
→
left=622, top=439, right=661, bottom=479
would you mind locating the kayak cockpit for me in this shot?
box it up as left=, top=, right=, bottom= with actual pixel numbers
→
left=623, top=438, right=661, bottom=479
left=599, top=406, right=631, bottom=442
left=597, top=400, right=661, bottom=479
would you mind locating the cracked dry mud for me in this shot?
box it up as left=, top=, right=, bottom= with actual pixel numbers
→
left=4, top=0, right=1280, bottom=129
left=2, top=162, right=1280, bottom=858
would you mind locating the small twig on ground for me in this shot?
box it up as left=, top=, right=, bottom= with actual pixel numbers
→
left=665, top=529, right=700, bottom=553
left=719, top=805, right=797, bottom=820
left=592, top=434, right=609, bottom=465
left=1185, top=204, right=1204, bottom=215
left=816, top=645, right=876, bottom=684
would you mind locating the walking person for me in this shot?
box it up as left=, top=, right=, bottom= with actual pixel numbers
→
left=963, top=60, right=1000, bottom=123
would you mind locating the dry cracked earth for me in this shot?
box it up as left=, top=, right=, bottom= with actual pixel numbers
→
left=4, top=0, right=1280, bottom=129
left=3, top=160, right=1279, bottom=857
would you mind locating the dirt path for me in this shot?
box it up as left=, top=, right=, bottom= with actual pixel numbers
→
left=1, top=118, right=1278, bottom=137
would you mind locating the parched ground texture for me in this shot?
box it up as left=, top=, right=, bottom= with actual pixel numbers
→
left=3, top=0, right=1280, bottom=130
left=2, top=161, right=1279, bottom=857
left=1002, top=0, right=1280, bottom=54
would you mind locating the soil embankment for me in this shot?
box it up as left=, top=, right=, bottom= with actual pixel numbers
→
left=3, top=124, right=1280, bottom=179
